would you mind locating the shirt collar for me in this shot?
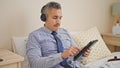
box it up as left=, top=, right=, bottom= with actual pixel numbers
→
left=42, top=26, right=59, bottom=34
left=42, top=26, right=52, bottom=34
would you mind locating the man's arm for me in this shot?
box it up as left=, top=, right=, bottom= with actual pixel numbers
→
left=65, top=29, right=89, bottom=61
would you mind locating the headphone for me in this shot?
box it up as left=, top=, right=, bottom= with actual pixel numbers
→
left=40, top=5, right=47, bottom=22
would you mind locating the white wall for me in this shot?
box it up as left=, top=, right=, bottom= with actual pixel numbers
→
left=0, top=0, right=116, bottom=50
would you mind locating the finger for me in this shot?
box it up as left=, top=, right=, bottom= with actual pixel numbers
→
left=69, top=50, right=75, bottom=56
left=74, top=46, right=81, bottom=51
left=70, top=46, right=80, bottom=52
left=83, top=51, right=90, bottom=57
left=83, top=53, right=88, bottom=57
left=71, top=46, right=80, bottom=50
left=88, top=48, right=92, bottom=51
left=68, top=48, right=79, bottom=56
left=71, top=49, right=77, bottom=55
left=86, top=48, right=91, bottom=53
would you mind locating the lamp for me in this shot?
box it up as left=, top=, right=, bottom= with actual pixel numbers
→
left=112, top=2, right=120, bottom=35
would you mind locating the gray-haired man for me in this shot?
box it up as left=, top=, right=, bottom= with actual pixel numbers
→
left=26, top=1, right=91, bottom=68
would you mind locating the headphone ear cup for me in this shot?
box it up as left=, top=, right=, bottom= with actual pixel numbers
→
left=40, top=14, right=46, bottom=22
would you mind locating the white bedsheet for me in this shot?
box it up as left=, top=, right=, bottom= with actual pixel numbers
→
left=84, top=52, right=120, bottom=68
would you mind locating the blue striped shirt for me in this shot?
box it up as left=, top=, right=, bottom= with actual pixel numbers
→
left=26, top=26, right=83, bottom=68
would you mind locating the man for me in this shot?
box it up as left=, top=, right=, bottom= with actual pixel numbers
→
left=26, top=1, right=91, bottom=68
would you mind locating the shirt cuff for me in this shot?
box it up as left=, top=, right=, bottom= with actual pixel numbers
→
left=77, top=56, right=85, bottom=61
left=49, top=53, right=63, bottom=62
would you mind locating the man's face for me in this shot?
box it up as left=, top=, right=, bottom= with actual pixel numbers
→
left=45, top=8, right=62, bottom=31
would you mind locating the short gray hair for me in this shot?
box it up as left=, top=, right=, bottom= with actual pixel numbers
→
left=41, top=1, right=61, bottom=15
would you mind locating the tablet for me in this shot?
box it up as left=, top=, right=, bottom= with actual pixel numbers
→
left=73, top=39, right=98, bottom=61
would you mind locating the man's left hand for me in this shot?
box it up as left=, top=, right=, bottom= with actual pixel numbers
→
left=82, top=48, right=91, bottom=57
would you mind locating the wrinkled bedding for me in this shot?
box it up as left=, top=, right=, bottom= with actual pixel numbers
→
left=84, top=52, right=120, bottom=68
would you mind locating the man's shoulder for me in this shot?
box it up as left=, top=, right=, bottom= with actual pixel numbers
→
left=29, top=27, right=43, bottom=36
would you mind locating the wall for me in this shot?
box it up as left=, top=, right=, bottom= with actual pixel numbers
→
left=0, top=0, right=116, bottom=50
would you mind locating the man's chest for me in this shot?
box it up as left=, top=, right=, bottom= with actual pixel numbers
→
left=38, top=34, right=71, bottom=56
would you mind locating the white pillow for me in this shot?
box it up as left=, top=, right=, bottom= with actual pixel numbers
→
left=12, top=37, right=30, bottom=68
left=71, top=27, right=112, bottom=64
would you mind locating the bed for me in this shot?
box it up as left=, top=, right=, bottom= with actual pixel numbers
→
left=12, top=27, right=120, bottom=68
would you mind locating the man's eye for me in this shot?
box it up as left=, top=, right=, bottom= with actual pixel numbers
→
left=53, top=17, right=57, bottom=19
left=60, top=17, right=62, bottom=20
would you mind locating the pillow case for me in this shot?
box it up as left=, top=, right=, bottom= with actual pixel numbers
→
left=12, top=37, right=30, bottom=68
left=71, top=27, right=111, bottom=64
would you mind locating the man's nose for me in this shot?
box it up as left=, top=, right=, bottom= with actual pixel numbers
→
left=56, top=19, right=61, bottom=23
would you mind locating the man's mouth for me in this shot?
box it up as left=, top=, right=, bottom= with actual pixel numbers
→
left=54, top=24, right=60, bottom=27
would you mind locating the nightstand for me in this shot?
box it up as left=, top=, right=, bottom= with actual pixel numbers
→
left=0, top=49, right=24, bottom=68
left=102, top=33, right=120, bottom=52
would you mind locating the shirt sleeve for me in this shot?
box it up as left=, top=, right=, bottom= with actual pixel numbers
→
left=26, top=33, right=63, bottom=68
left=62, top=29, right=85, bottom=65
left=62, top=28, right=76, bottom=46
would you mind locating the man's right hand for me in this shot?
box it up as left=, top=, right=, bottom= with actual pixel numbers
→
left=61, top=46, right=81, bottom=59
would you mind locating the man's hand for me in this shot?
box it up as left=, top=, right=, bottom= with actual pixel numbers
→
left=82, top=48, right=91, bottom=57
left=61, top=46, right=91, bottom=59
left=61, top=46, right=80, bottom=59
